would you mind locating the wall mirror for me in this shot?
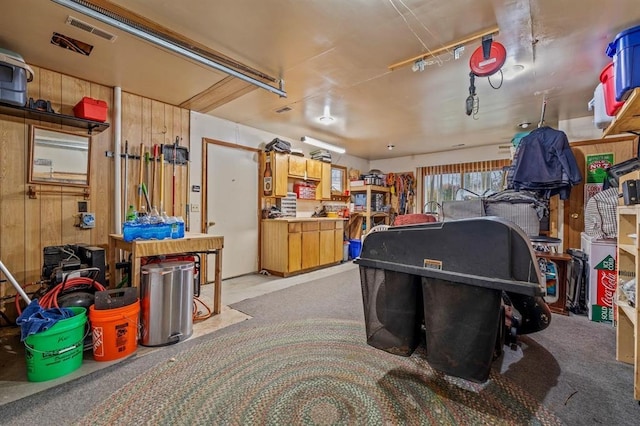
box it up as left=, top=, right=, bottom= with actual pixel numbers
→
left=331, top=165, right=347, bottom=194
left=29, top=125, right=91, bottom=187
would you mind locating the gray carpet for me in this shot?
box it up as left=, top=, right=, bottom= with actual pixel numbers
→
left=1, top=267, right=639, bottom=425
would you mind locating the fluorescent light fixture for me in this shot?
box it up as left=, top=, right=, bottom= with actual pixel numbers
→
left=301, top=136, right=345, bottom=154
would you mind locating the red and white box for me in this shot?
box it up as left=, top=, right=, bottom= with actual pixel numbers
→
left=581, top=233, right=617, bottom=323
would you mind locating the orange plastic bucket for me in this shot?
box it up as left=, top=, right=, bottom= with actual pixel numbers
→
left=89, top=300, right=140, bottom=362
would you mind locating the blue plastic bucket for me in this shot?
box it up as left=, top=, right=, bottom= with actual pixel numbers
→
left=607, top=24, right=640, bottom=101
left=349, top=239, right=362, bottom=259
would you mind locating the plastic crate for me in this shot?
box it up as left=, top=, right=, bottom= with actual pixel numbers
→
left=607, top=24, right=640, bottom=101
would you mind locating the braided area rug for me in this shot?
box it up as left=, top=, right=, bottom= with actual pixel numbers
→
left=78, top=319, right=563, bottom=425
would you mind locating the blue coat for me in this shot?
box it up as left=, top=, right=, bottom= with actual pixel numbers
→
left=510, top=127, right=582, bottom=199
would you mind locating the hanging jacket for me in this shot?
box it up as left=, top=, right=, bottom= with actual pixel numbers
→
left=510, top=127, right=582, bottom=199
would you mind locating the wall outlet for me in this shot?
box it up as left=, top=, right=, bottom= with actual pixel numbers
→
left=191, top=203, right=200, bottom=212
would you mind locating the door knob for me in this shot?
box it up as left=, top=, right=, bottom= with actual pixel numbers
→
left=207, top=221, right=216, bottom=228
left=571, top=213, right=579, bottom=219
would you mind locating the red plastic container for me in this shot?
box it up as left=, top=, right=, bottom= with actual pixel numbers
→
left=293, top=182, right=316, bottom=199
left=599, top=63, right=625, bottom=116
left=73, top=97, right=108, bottom=122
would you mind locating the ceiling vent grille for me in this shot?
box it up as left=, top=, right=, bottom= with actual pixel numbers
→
left=65, top=15, right=117, bottom=42
left=275, top=106, right=293, bottom=113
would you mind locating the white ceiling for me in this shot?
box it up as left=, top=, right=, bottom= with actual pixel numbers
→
left=1, top=0, right=639, bottom=159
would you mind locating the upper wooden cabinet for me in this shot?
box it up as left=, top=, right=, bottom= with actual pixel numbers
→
left=288, top=155, right=307, bottom=178
left=306, top=159, right=322, bottom=180
left=317, top=162, right=331, bottom=200
left=264, top=152, right=331, bottom=198
left=288, top=155, right=322, bottom=180
left=272, top=152, right=289, bottom=197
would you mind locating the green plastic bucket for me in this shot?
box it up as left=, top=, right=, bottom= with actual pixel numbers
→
left=24, top=306, right=87, bottom=382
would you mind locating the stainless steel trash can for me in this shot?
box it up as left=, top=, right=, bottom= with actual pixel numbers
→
left=140, top=261, right=194, bottom=346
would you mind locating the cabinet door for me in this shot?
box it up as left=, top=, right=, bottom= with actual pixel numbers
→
left=334, top=229, right=344, bottom=262
left=288, top=231, right=302, bottom=273
left=317, top=162, right=331, bottom=200
left=289, top=155, right=307, bottom=178
left=302, top=231, right=320, bottom=269
left=319, top=228, right=335, bottom=265
left=306, top=159, right=323, bottom=180
left=273, top=153, right=289, bottom=197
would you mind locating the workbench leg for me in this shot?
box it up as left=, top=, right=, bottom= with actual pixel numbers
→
left=214, top=249, right=223, bottom=315
left=109, top=240, right=117, bottom=289
left=132, top=246, right=141, bottom=292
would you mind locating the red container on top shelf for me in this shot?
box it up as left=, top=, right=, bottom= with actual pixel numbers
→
left=599, top=63, right=625, bottom=116
left=73, top=97, right=108, bottom=122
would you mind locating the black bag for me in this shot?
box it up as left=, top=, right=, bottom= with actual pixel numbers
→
left=566, top=248, right=588, bottom=315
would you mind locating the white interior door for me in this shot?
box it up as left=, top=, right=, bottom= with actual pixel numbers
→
left=206, top=142, right=259, bottom=279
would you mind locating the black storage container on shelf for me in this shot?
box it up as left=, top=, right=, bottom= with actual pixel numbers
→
left=355, top=217, right=551, bottom=383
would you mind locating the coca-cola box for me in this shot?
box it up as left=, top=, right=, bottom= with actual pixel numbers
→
left=581, top=233, right=617, bottom=323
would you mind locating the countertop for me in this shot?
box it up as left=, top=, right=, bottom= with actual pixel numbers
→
left=263, top=217, right=347, bottom=222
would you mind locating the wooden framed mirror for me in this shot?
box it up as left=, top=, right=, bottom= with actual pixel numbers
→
left=28, top=125, right=91, bottom=187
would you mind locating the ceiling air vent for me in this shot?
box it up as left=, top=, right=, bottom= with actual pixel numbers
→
left=275, top=106, right=292, bottom=114
left=65, top=15, right=117, bottom=42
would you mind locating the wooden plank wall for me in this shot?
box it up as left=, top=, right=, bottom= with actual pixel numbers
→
left=0, top=66, right=189, bottom=316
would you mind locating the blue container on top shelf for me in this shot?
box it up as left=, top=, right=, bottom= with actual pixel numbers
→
left=606, top=24, right=640, bottom=102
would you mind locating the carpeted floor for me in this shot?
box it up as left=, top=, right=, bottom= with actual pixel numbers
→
left=75, top=319, right=562, bottom=425
left=2, top=266, right=639, bottom=425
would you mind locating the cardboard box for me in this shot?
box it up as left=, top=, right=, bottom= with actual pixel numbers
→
left=581, top=233, right=617, bottom=323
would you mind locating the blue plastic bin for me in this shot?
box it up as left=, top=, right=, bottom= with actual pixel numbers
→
left=607, top=24, right=640, bottom=101
left=349, top=239, right=362, bottom=259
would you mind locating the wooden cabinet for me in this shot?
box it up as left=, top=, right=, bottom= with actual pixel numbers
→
left=261, top=219, right=345, bottom=276
left=350, top=184, right=390, bottom=234
left=301, top=221, right=320, bottom=269
left=616, top=204, right=640, bottom=400
left=288, top=156, right=322, bottom=180
left=319, top=221, right=336, bottom=265
left=264, top=153, right=328, bottom=199
left=273, top=153, right=289, bottom=197
left=306, top=159, right=323, bottom=180
left=288, top=155, right=307, bottom=178
left=288, top=223, right=302, bottom=273
left=317, top=162, right=332, bottom=200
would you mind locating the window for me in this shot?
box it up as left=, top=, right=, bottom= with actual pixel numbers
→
left=331, top=165, right=347, bottom=193
left=422, top=160, right=511, bottom=206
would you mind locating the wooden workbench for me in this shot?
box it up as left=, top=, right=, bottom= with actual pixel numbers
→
left=109, top=232, right=224, bottom=315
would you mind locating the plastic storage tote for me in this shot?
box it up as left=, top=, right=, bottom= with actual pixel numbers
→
left=0, top=48, right=33, bottom=106
left=599, top=63, right=625, bottom=116
left=589, top=83, right=614, bottom=129
left=607, top=24, right=640, bottom=102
